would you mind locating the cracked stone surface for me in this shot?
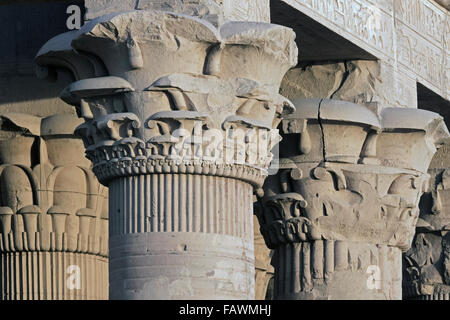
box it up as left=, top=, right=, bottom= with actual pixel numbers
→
left=255, top=98, right=450, bottom=300
left=36, top=8, right=297, bottom=300
left=280, top=60, right=415, bottom=110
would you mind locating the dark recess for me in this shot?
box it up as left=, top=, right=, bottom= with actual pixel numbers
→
left=417, top=82, right=450, bottom=129
left=270, top=0, right=377, bottom=66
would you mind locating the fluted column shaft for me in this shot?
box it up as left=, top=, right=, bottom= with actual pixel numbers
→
left=108, top=174, right=254, bottom=299
left=36, top=7, right=298, bottom=299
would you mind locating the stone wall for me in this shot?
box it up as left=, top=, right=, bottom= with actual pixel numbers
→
left=279, top=0, right=449, bottom=104
left=84, top=0, right=270, bottom=22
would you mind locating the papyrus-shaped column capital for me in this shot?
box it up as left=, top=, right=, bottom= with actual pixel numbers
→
left=256, top=98, right=450, bottom=299
left=36, top=10, right=298, bottom=188
left=0, top=113, right=108, bottom=300
left=36, top=8, right=298, bottom=300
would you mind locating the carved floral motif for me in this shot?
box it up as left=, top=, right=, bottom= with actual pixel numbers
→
left=36, top=10, right=298, bottom=188
left=255, top=98, right=450, bottom=299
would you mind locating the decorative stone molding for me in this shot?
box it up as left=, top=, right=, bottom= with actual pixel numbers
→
left=36, top=9, right=297, bottom=299
left=403, top=167, right=450, bottom=300
left=255, top=98, right=450, bottom=299
left=0, top=113, right=108, bottom=300
left=279, top=0, right=449, bottom=101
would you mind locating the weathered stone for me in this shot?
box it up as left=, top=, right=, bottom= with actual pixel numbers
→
left=280, top=60, right=418, bottom=110
left=255, top=98, right=450, bottom=300
left=221, top=0, right=270, bottom=22
left=0, top=113, right=108, bottom=300
left=254, top=216, right=274, bottom=300
left=403, top=163, right=450, bottom=299
left=84, top=0, right=137, bottom=20
left=84, top=0, right=270, bottom=23
left=137, top=0, right=224, bottom=26
left=36, top=8, right=297, bottom=299
left=11, top=0, right=446, bottom=302
left=278, top=0, right=449, bottom=102
left=435, top=0, right=450, bottom=10
left=0, top=72, right=76, bottom=119
left=430, top=145, right=450, bottom=170
left=280, top=63, right=348, bottom=101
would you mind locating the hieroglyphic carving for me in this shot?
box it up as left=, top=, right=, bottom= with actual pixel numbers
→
left=347, top=0, right=393, bottom=55
left=396, top=22, right=444, bottom=91
left=37, top=10, right=297, bottom=188
left=282, top=0, right=449, bottom=99
left=403, top=168, right=450, bottom=299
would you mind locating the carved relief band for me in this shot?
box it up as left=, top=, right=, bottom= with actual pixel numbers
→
left=36, top=8, right=297, bottom=299
left=255, top=99, right=450, bottom=299
left=0, top=113, right=108, bottom=300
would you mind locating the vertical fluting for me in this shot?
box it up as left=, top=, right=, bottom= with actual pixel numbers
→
left=0, top=252, right=107, bottom=300
left=109, top=174, right=255, bottom=300
left=272, top=240, right=402, bottom=300
left=110, top=174, right=253, bottom=238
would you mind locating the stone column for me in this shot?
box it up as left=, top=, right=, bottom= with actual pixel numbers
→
left=0, top=113, right=108, bottom=300
left=254, top=216, right=274, bottom=300
left=255, top=98, right=450, bottom=300
left=36, top=8, right=297, bottom=299
left=403, top=145, right=450, bottom=300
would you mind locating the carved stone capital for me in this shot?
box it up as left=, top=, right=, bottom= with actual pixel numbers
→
left=258, top=162, right=430, bottom=251
left=256, top=98, right=450, bottom=299
left=36, top=8, right=297, bottom=299
left=36, top=10, right=297, bottom=188
left=0, top=113, right=108, bottom=300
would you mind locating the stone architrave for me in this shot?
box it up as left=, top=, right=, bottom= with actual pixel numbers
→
left=36, top=8, right=297, bottom=299
left=0, top=113, right=108, bottom=300
left=255, top=98, right=450, bottom=300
